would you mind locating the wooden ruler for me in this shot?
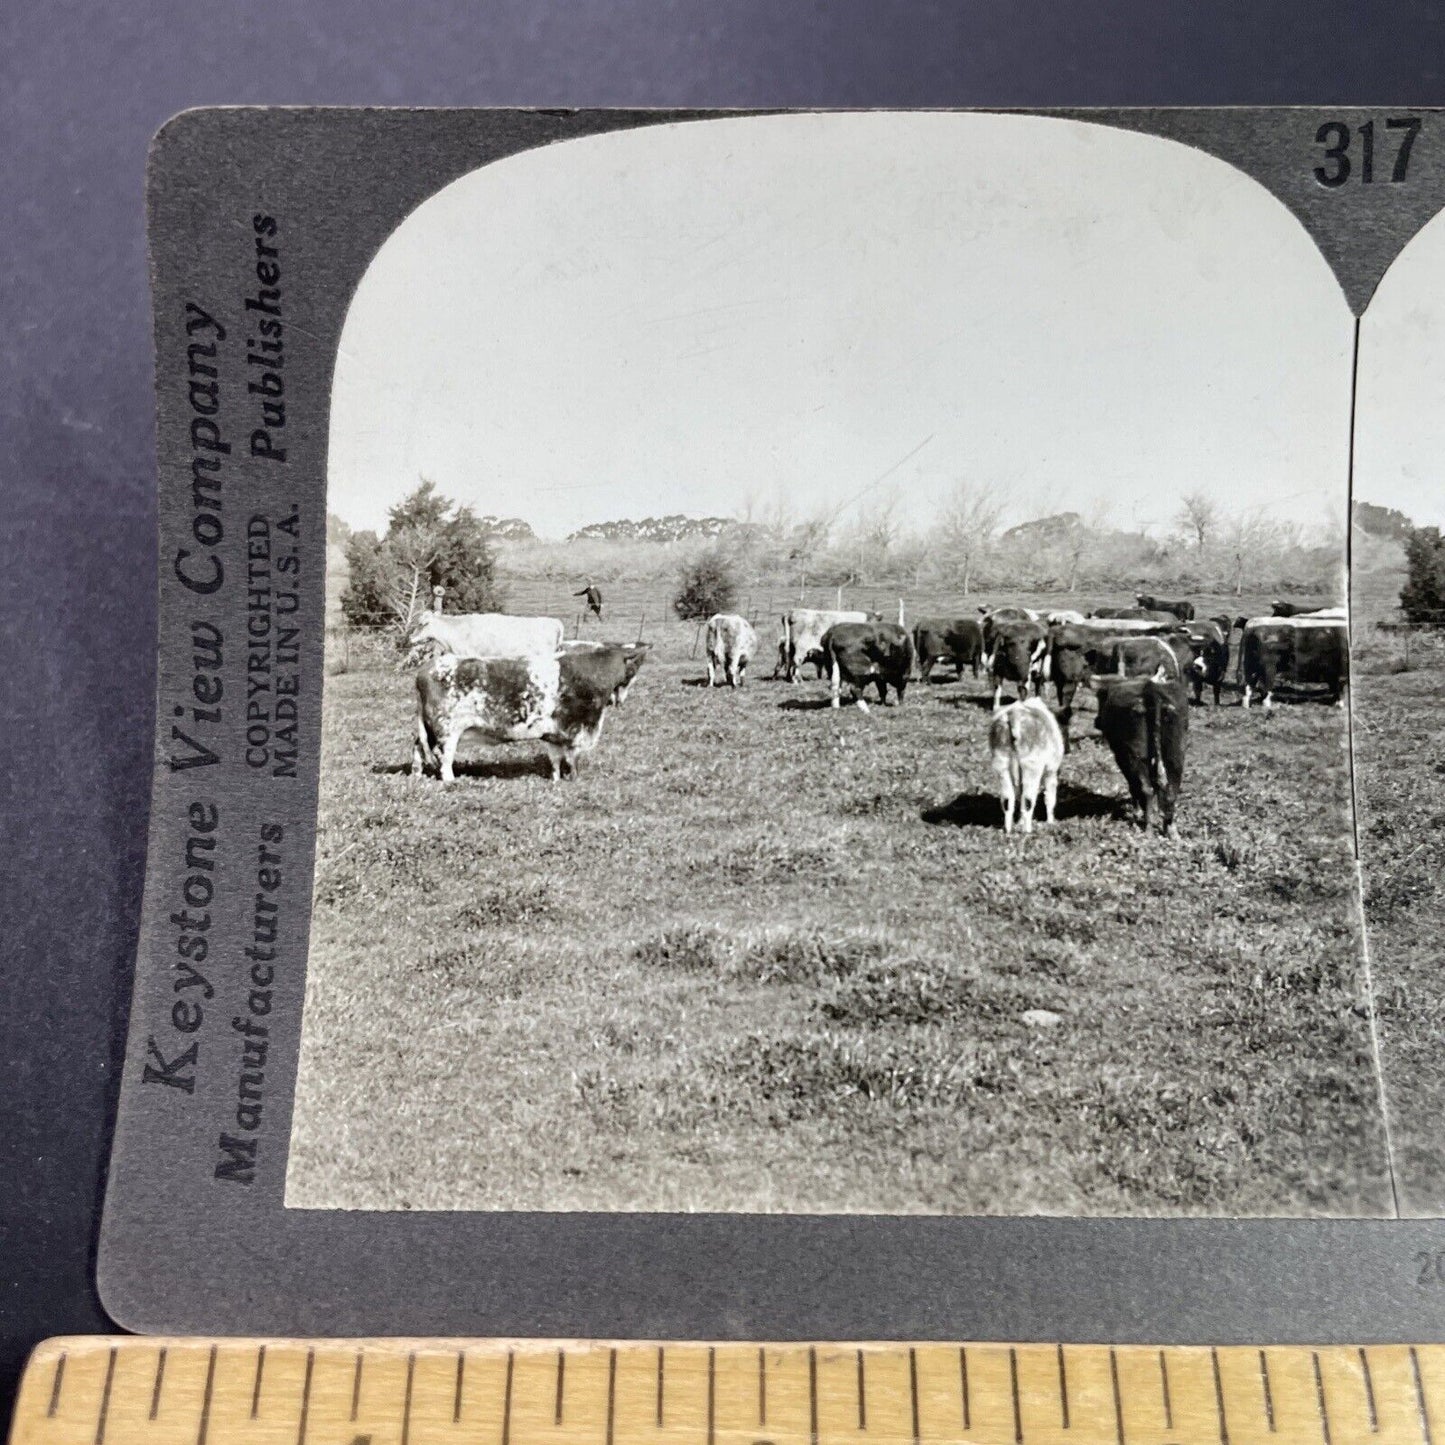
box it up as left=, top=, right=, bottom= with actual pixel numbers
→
left=10, top=1339, right=1444, bottom=1445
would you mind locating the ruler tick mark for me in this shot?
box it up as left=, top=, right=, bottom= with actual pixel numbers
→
left=554, top=1349, right=564, bottom=1427
left=1159, top=1351, right=1174, bottom=1433
left=1110, top=1348, right=1125, bottom=1445
left=1010, top=1347, right=1024, bottom=1445
left=1314, top=1353, right=1333, bottom=1445
left=150, top=1348, right=167, bottom=1421
left=456, top=1351, right=467, bottom=1424
left=252, top=1345, right=267, bottom=1420
left=1259, top=1351, right=1276, bottom=1432
left=960, top=1347, right=971, bottom=1432
left=1058, top=1345, right=1071, bottom=1430
left=809, top=1347, right=820, bottom=1445
left=857, top=1349, right=867, bottom=1431
left=656, top=1346, right=664, bottom=1429
left=604, top=1350, right=616, bottom=1445
left=47, top=1353, right=66, bottom=1419
left=197, top=1345, right=218, bottom=1445
left=1212, top=1348, right=1230, bottom=1445
left=399, top=1352, right=414, bottom=1445
left=1413, top=1347, right=1434, bottom=1445
left=350, top=1351, right=364, bottom=1423
left=94, top=1346, right=117, bottom=1445
left=502, top=1352, right=515, bottom=1445
left=1361, top=1348, right=1380, bottom=1433
left=910, top=1348, right=921, bottom=1445
left=707, top=1347, right=716, bottom=1445
left=297, top=1349, right=315, bottom=1445
left=758, top=1347, right=767, bottom=1428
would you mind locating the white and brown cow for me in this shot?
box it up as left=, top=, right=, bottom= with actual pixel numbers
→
left=406, top=610, right=564, bottom=667
left=988, top=697, right=1064, bottom=835
left=412, top=644, right=648, bottom=782
left=1239, top=617, right=1348, bottom=711
left=777, top=608, right=869, bottom=682
left=705, top=613, right=757, bottom=687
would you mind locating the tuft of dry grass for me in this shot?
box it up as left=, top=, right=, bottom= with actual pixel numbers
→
left=286, top=582, right=1390, bottom=1217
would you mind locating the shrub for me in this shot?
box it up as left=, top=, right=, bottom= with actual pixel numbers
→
left=671, top=547, right=739, bottom=622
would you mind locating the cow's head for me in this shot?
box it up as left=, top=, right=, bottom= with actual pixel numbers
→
left=403, top=612, right=445, bottom=668
left=1135, top=593, right=1149, bottom=608
left=613, top=643, right=651, bottom=702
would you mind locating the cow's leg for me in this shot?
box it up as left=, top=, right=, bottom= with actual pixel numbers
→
left=706, top=656, right=717, bottom=687
left=919, top=656, right=934, bottom=684
left=1213, top=678, right=1222, bottom=707
left=894, top=677, right=907, bottom=705
left=992, top=682, right=1002, bottom=711
left=875, top=676, right=889, bottom=705
left=1042, top=766, right=1059, bottom=825
left=542, top=742, right=565, bottom=780
left=830, top=657, right=842, bottom=709
left=1018, top=760, right=1044, bottom=835
left=1242, top=684, right=1252, bottom=709
left=1262, top=690, right=1274, bottom=714
left=997, top=765, right=1016, bottom=834
left=439, top=730, right=460, bottom=784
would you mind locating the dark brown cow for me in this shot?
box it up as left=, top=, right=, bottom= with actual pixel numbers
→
left=1183, top=619, right=1230, bottom=705
left=1107, top=633, right=1193, bottom=681
left=1090, top=605, right=1175, bottom=623
left=1271, top=598, right=1335, bottom=617
left=988, top=618, right=1048, bottom=709
left=1094, top=674, right=1189, bottom=835
left=913, top=616, right=984, bottom=681
left=979, top=606, right=1039, bottom=658
left=1136, top=593, right=1195, bottom=621
left=822, top=621, right=915, bottom=710
left=1240, top=618, right=1348, bottom=710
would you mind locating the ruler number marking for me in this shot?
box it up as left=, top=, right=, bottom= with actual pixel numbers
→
left=46, top=1353, right=67, bottom=1419
left=1314, top=116, right=1421, bottom=187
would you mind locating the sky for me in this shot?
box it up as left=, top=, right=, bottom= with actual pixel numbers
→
left=1358, top=208, right=1445, bottom=531
left=329, top=111, right=1356, bottom=543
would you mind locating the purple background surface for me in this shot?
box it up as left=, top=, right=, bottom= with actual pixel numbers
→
left=2, top=0, right=1443, bottom=1423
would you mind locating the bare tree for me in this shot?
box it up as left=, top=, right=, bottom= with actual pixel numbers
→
left=849, top=488, right=904, bottom=583
left=938, top=480, right=1004, bottom=594
left=1222, top=508, right=1281, bottom=596
left=1177, top=490, right=1219, bottom=550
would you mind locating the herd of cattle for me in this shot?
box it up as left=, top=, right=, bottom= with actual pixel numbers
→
left=397, top=592, right=1348, bottom=837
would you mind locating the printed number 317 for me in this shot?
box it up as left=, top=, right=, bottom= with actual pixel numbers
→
left=1315, top=117, right=1422, bottom=187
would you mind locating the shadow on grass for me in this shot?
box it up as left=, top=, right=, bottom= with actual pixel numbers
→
left=922, top=780, right=1122, bottom=829
left=370, top=756, right=551, bottom=781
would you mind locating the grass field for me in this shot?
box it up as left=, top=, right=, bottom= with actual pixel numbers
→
left=1352, top=557, right=1445, bottom=1216
left=286, top=581, right=1392, bottom=1217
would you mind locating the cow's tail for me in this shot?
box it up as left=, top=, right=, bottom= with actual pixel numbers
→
left=902, top=628, right=917, bottom=681
left=1007, top=706, right=1025, bottom=749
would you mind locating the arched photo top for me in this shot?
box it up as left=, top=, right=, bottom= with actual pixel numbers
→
left=329, top=111, right=1354, bottom=544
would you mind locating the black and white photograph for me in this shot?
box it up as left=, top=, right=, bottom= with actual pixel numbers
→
left=281, top=112, right=1386, bottom=1217
left=1354, top=206, right=1445, bottom=1218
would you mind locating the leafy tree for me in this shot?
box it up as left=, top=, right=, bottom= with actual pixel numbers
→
left=1401, top=525, right=1445, bottom=625
left=671, top=547, right=739, bottom=622
left=341, top=479, right=503, bottom=633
